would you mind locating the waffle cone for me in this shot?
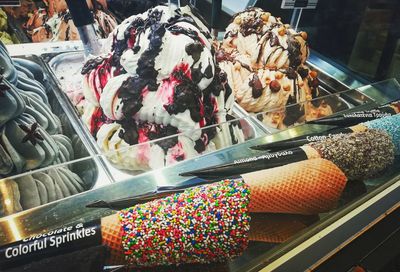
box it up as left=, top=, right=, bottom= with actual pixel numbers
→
left=242, top=158, right=347, bottom=214
left=248, top=213, right=318, bottom=243
left=101, top=214, right=125, bottom=265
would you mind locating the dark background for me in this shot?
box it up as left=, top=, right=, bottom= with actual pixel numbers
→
left=192, top=0, right=400, bottom=83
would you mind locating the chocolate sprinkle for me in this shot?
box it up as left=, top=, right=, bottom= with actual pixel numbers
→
left=309, top=129, right=395, bottom=180
left=297, top=66, right=309, bottom=79
left=19, top=123, right=44, bottom=145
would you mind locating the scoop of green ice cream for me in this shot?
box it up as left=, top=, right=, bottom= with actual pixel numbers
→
left=0, top=9, right=8, bottom=31
left=0, top=31, right=13, bottom=45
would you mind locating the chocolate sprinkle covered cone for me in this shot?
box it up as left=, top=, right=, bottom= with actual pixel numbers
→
left=309, top=129, right=395, bottom=179
left=243, top=158, right=347, bottom=215
left=101, top=214, right=125, bottom=265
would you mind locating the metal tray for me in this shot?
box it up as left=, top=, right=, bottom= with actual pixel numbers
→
left=0, top=55, right=112, bottom=218
left=46, top=51, right=269, bottom=177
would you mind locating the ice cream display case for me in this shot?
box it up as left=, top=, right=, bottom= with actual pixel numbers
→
left=0, top=0, right=400, bottom=271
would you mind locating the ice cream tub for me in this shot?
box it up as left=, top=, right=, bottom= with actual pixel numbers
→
left=0, top=53, right=111, bottom=218
left=45, top=50, right=269, bottom=176
left=249, top=62, right=375, bottom=132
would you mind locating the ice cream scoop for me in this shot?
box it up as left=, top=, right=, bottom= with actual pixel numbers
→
left=11, top=0, right=117, bottom=43
left=218, top=7, right=330, bottom=129
left=222, top=7, right=309, bottom=69
left=1, top=167, right=86, bottom=215
left=81, top=5, right=245, bottom=171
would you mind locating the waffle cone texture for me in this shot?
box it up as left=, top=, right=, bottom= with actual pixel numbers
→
left=243, top=158, right=347, bottom=214
left=101, top=214, right=125, bottom=265
left=100, top=158, right=346, bottom=266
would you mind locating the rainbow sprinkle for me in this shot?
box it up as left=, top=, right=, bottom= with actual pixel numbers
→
left=118, top=179, right=251, bottom=267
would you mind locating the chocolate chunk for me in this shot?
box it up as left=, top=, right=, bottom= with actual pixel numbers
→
left=164, top=69, right=203, bottom=122
left=118, top=76, right=144, bottom=117
left=269, top=80, right=281, bottom=93
left=297, top=66, right=309, bottom=79
left=286, top=67, right=297, bottom=80
left=185, top=42, right=204, bottom=64
left=249, top=73, right=263, bottom=98
left=148, top=124, right=179, bottom=154
left=283, top=103, right=304, bottom=126
left=204, top=62, right=213, bottom=79
left=287, top=36, right=302, bottom=68
left=215, top=49, right=233, bottom=63
left=194, top=139, right=206, bottom=153
left=270, top=33, right=280, bottom=47
left=118, top=120, right=139, bottom=145
left=81, top=57, right=106, bottom=75
left=240, top=17, right=264, bottom=36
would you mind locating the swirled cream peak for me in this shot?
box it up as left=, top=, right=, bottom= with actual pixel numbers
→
left=219, top=7, right=331, bottom=128
left=223, top=7, right=309, bottom=69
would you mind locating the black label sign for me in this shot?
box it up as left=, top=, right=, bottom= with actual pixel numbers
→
left=0, top=220, right=101, bottom=269
left=234, top=148, right=308, bottom=165
left=0, top=0, right=21, bottom=6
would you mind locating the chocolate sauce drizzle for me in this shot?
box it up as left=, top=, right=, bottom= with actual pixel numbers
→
left=185, top=42, right=203, bottom=64
left=85, top=7, right=232, bottom=154
left=147, top=124, right=179, bottom=154
left=81, top=57, right=107, bottom=75
left=249, top=73, right=263, bottom=98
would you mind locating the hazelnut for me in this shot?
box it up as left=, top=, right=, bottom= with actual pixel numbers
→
left=261, top=12, right=270, bottom=22
left=269, top=80, right=281, bottom=93
left=300, top=31, right=308, bottom=40
left=309, top=70, right=318, bottom=78
left=272, top=113, right=281, bottom=121
left=283, top=84, right=291, bottom=91
left=275, top=71, right=283, bottom=80
left=234, top=16, right=242, bottom=25
left=278, top=26, right=286, bottom=36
